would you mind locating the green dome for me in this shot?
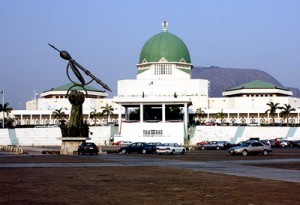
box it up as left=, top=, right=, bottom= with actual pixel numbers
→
left=139, top=29, right=191, bottom=64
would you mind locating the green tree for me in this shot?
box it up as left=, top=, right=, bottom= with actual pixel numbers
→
left=0, top=102, right=13, bottom=127
left=0, top=102, right=13, bottom=116
left=90, top=109, right=102, bottom=126
left=101, top=104, right=114, bottom=123
left=195, top=108, right=206, bottom=124
left=217, top=109, right=227, bottom=123
left=52, top=108, right=67, bottom=124
left=279, top=104, right=296, bottom=126
left=265, top=102, right=281, bottom=126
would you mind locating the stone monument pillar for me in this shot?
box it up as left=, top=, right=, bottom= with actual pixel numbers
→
left=59, top=90, right=90, bottom=155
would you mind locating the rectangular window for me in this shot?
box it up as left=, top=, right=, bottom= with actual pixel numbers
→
left=142, top=130, right=163, bottom=137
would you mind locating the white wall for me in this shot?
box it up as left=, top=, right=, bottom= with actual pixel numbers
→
left=114, top=122, right=185, bottom=145
left=0, top=126, right=112, bottom=146
left=2, top=126, right=300, bottom=147
left=190, top=126, right=300, bottom=145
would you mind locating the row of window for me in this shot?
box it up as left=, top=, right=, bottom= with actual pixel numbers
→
left=154, top=64, right=172, bottom=75
left=143, top=130, right=163, bottom=137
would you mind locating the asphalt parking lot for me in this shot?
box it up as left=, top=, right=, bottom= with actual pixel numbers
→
left=1, top=146, right=300, bottom=183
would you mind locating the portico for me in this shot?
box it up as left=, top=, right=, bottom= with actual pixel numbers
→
left=114, top=97, right=191, bottom=135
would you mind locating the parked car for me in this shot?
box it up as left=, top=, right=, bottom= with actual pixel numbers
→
left=148, top=142, right=163, bottom=146
left=156, top=143, right=186, bottom=155
left=199, top=141, right=227, bottom=150
left=229, top=141, right=272, bottom=156
left=77, top=142, right=99, bottom=155
left=279, top=140, right=293, bottom=147
left=293, top=140, right=300, bottom=147
left=196, top=141, right=209, bottom=146
left=119, top=142, right=156, bottom=154
left=260, top=140, right=271, bottom=146
left=113, top=140, right=132, bottom=146
left=270, top=139, right=287, bottom=148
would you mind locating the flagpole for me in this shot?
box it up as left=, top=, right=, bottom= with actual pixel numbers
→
left=1, top=90, right=4, bottom=128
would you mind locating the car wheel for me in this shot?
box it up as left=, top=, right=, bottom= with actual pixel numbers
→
left=201, top=146, right=205, bottom=150
left=263, top=149, right=268, bottom=156
left=121, top=149, right=127, bottom=154
left=242, top=150, right=248, bottom=156
left=181, top=149, right=185, bottom=155
left=216, top=146, right=220, bottom=150
left=142, top=149, right=147, bottom=154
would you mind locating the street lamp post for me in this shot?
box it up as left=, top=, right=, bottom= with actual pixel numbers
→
left=1, top=90, right=4, bottom=128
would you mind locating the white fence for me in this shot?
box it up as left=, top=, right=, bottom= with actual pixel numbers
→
left=1, top=126, right=300, bottom=146
left=0, top=126, right=113, bottom=146
left=190, top=126, right=300, bottom=145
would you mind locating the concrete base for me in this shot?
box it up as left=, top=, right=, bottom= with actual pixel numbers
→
left=58, top=137, right=91, bottom=155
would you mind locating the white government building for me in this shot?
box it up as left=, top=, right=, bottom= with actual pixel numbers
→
left=6, top=22, right=300, bottom=145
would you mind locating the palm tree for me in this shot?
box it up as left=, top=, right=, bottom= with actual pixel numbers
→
left=195, top=108, right=206, bottom=124
left=279, top=104, right=296, bottom=126
left=265, top=102, right=281, bottom=126
left=217, top=109, right=227, bottom=123
left=52, top=108, right=67, bottom=124
left=0, top=102, right=13, bottom=127
left=0, top=102, right=13, bottom=116
left=90, top=109, right=102, bottom=126
left=101, top=104, right=114, bottom=123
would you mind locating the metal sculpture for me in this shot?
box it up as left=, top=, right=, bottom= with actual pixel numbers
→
left=48, top=44, right=111, bottom=94
left=49, top=44, right=111, bottom=139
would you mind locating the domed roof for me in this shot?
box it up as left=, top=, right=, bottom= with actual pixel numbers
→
left=139, top=22, right=191, bottom=64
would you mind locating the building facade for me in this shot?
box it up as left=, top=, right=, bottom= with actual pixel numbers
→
left=9, top=22, right=300, bottom=144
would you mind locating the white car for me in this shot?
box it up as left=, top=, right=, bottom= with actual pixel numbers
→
left=156, top=143, right=186, bottom=155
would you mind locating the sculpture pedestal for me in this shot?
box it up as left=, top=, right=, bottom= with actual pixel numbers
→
left=58, top=137, right=91, bottom=155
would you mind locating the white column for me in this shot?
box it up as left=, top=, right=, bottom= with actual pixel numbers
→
left=118, top=104, right=122, bottom=134
left=184, top=103, right=188, bottom=132
left=140, top=103, right=144, bottom=123
left=125, top=107, right=128, bottom=120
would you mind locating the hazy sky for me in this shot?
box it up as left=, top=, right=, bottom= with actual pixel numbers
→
left=1, top=0, right=300, bottom=109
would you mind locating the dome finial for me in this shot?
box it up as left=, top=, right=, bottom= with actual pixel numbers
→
left=162, top=21, right=168, bottom=32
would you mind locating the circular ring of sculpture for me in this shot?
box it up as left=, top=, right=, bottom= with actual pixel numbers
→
left=66, top=84, right=88, bottom=97
left=66, top=62, right=93, bottom=87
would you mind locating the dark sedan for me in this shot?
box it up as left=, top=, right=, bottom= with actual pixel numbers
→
left=78, top=142, right=99, bottom=155
left=119, top=142, right=156, bottom=154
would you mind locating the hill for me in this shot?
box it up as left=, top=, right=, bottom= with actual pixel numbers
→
left=191, top=66, right=300, bottom=97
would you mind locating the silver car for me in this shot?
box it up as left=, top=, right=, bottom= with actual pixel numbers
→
left=229, top=141, right=272, bottom=156
left=156, top=143, right=186, bottom=155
